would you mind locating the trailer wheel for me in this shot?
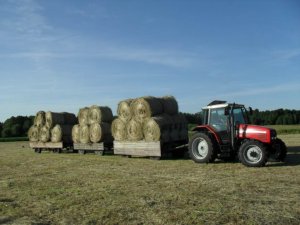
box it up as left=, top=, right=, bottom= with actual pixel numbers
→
left=95, top=151, right=104, bottom=156
left=79, top=150, right=86, bottom=155
left=188, top=132, right=217, bottom=163
left=238, top=140, right=267, bottom=167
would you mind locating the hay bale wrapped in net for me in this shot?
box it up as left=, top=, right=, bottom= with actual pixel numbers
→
left=161, top=96, right=179, bottom=115
left=28, top=125, right=40, bottom=142
left=143, top=114, right=173, bottom=142
left=89, top=122, right=112, bottom=143
left=170, top=114, right=188, bottom=140
left=34, top=111, right=46, bottom=127
left=63, top=112, right=77, bottom=124
left=131, top=96, right=164, bottom=123
left=78, top=107, right=89, bottom=125
left=88, top=105, right=113, bottom=124
left=111, top=118, right=127, bottom=141
left=126, top=119, right=144, bottom=141
left=117, top=99, right=133, bottom=122
left=51, top=124, right=73, bottom=143
left=79, top=124, right=90, bottom=144
left=45, top=111, right=65, bottom=128
left=39, top=125, right=50, bottom=142
left=72, top=124, right=80, bottom=144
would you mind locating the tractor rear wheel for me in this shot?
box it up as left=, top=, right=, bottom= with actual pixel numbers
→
left=238, top=140, right=267, bottom=167
left=188, top=132, right=217, bottom=163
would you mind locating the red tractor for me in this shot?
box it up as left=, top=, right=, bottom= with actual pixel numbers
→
left=188, top=100, right=287, bottom=167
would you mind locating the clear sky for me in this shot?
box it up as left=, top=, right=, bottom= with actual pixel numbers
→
left=1, top=0, right=299, bottom=122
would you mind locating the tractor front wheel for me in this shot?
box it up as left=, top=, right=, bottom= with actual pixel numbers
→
left=188, top=132, right=217, bottom=163
left=238, top=140, right=267, bottom=167
left=272, top=138, right=287, bottom=162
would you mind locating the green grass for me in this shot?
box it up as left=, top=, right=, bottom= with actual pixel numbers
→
left=267, top=125, right=300, bottom=134
left=0, top=136, right=300, bottom=225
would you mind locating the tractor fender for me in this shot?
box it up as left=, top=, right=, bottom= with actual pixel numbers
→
left=192, top=125, right=222, bottom=144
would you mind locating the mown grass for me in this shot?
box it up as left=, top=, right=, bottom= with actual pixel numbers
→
left=267, top=125, right=300, bottom=134
left=0, top=135, right=300, bottom=225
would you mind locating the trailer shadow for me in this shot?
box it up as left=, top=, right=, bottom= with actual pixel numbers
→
left=267, top=146, right=300, bottom=167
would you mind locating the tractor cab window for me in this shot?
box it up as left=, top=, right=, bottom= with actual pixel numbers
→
left=209, top=108, right=227, bottom=131
left=233, top=108, right=246, bottom=124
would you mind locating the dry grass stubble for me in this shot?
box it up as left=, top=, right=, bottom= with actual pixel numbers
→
left=0, top=135, right=299, bottom=224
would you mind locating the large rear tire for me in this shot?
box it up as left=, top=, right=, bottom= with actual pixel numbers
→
left=238, top=140, right=267, bottom=167
left=188, top=132, right=217, bottom=163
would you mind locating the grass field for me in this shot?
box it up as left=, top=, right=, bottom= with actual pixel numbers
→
left=0, top=135, right=299, bottom=225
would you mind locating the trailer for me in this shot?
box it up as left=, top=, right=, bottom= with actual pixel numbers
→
left=113, top=140, right=188, bottom=159
left=29, top=142, right=74, bottom=153
left=73, top=142, right=113, bottom=155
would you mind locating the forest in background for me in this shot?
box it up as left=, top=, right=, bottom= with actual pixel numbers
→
left=0, top=109, right=299, bottom=138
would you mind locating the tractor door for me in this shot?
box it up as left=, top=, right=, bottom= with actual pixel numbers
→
left=209, top=108, right=230, bottom=143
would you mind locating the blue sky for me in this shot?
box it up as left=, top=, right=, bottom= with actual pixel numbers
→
left=0, top=0, right=300, bottom=122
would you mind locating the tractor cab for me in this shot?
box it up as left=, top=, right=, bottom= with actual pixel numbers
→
left=202, top=100, right=250, bottom=145
left=188, top=100, right=287, bottom=167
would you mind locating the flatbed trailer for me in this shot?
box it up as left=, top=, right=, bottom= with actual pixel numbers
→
left=113, top=140, right=188, bottom=159
left=29, top=142, right=74, bottom=153
left=73, top=142, right=113, bottom=155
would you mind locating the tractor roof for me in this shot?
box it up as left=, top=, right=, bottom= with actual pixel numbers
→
left=202, top=100, right=245, bottom=110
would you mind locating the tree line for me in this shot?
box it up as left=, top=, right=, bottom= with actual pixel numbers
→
left=0, top=116, right=34, bottom=138
left=0, top=109, right=299, bottom=138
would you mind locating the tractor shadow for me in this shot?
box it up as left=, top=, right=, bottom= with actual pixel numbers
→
left=267, top=146, right=300, bottom=167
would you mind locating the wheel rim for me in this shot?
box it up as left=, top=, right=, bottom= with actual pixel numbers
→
left=192, top=137, right=209, bottom=159
left=244, top=145, right=263, bottom=164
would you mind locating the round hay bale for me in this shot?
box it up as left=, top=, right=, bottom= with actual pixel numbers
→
left=72, top=124, right=80, bottom=144
left=45, top=111, right=65, bottom=128
left=131, top=96, right=163, bottom=123
left=34, top=111, right=46, bottom=127
left=39, top=125, right=50, bottom=143
left=89, top=122, right=112, bottom=143
left=161, top=96, right=179, bottom=115
left=171, top=114, right=188, bottom=129
left=143, top=114, right=172, bottom=142
left=79, top=124, right=90, bottom=144
left=28, top=125, right=40, bottom=142
left=126, top=119, right=144, bottom=141
left=169, top=114, right=188, bottom=141
left=51, top=124, right=73, bottom=143
left=88, top=105, right=113, bottom=124
left=117, top=99, right=133, bottom=122
left=63, top=112, right=77, bottom=125
left=78, top=107, right=89, bottom=125
left=111, top=118, right=127, bottom=141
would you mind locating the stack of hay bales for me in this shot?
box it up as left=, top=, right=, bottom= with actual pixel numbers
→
left=72, top=105, right=113, bottom=144
left=112, top=96, right=188, bottom=143
left=28, top=111, right=77, bottom=143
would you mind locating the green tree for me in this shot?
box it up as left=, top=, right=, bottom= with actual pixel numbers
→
left=11, top=124, right=22, bottom=137
left=2, top=128, right=11, bottom=138
left=22, top=119, right=32, bottom=135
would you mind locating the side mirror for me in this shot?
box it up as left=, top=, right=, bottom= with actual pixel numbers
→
left=249, top=107, right=253, bottom=115
left=224, top=107, right=229, bottom=116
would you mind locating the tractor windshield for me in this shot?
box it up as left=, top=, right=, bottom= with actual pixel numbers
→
left=209, top=108, right=227, bottom=131
left=233, top=107, right=247, bottom=124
